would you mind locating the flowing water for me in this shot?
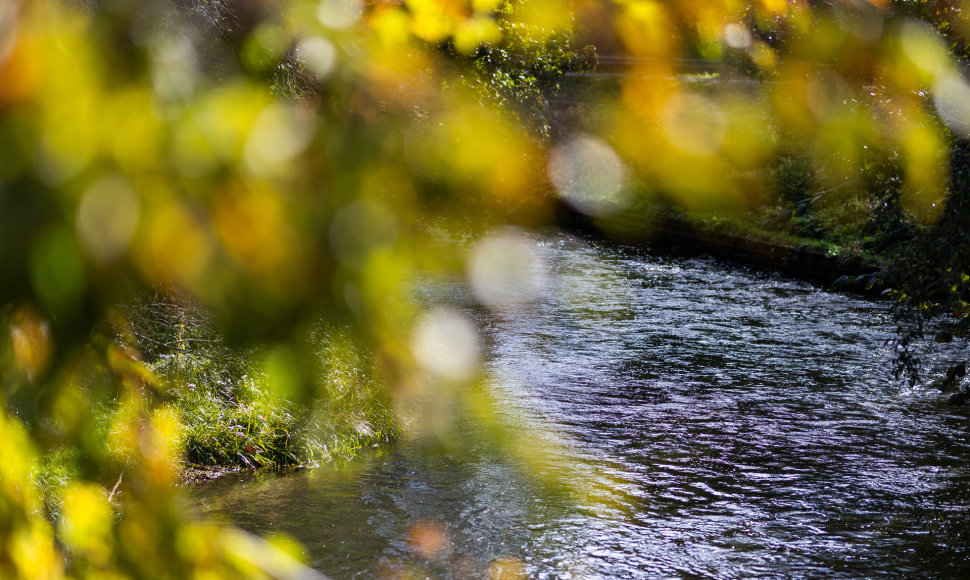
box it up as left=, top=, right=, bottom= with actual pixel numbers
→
left=190, top=233, right=970, bottom=578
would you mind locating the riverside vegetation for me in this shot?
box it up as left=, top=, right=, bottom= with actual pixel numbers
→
left=5, top=0, right=970, bottom=578
left=122, top=295, right=398, bottom=472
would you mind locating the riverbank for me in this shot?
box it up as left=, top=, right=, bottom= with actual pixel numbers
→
left=171, top=197, right=895, bottom=483
left=120, top=304, right=401, bottom=481
left=190, top=232, right=970, bottom=579
left=553, top=199, right=890, bottom=295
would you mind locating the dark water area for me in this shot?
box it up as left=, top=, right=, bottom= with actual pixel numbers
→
left=189, top=233, right=970, bottom=578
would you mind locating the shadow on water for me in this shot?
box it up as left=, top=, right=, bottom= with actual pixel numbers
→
left=189, top=233, right=970, bottom=579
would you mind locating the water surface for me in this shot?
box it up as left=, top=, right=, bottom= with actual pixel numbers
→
left=191, top=234, right=970, bottom=578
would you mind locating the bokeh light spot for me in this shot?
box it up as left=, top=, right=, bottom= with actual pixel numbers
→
left=489, top=557, right=527, bottom=579
left=318, top=0, right=362, bottom=30
left=411, top=307, right=479, bottom=382
left=723, top=23, right=751, bottom=50
left=59, top=483, right=113, bottom=565
left=900, top=19, right=950, bottom=81
left=10, top=308, right=51, bottom=381
left=150, top=35, right=199, bottom=101
left=467, top=228, right=546, bottom=310
left=296, top=36, right=337, bottom=79
left=548, top=134, right=629, bottom=217
left=661, top=93, right=727, bottom=157
left=933, top=73, right=970, bottom=137
left=405, top=518, right=449, bottom=560
left=244, top=103, right=317, bottom=175
left=76, top=174, right=140, bottom=264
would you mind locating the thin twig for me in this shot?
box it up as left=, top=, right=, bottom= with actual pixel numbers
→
left=108, top=472, right=124, bottom=502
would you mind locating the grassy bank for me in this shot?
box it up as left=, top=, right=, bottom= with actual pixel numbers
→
left=120, top=299, right=399, bottom=479
left=557, top=190, right=893, bottom=295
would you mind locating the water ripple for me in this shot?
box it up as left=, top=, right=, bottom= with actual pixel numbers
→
left=191, top=233, right=970, bottom=579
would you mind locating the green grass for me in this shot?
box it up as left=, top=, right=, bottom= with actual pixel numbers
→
left=303, top=321, right=400, bottom=463
left=165, top=367, right=306, bottom=468
left=34, top=445, right=82, bottom=522
left=145, top=314, right=399, bottom=472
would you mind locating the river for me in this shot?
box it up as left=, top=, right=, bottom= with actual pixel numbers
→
left=189, top=233, right=970, bottom=578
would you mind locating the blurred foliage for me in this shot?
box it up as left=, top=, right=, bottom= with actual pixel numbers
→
left=4, top=0, right=970, bottom=576
left=456, top=0, right=599, bottom=136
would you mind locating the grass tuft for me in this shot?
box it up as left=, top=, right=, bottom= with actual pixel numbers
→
left=139, top=304, right=399, bottom=472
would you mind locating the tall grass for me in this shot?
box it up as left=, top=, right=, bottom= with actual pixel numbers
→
left=124, top=297, right=398, bottom=472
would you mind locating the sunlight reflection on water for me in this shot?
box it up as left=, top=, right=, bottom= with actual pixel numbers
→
left=191, top=233, right=970, bottom=579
